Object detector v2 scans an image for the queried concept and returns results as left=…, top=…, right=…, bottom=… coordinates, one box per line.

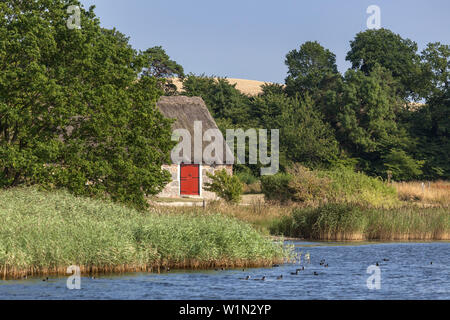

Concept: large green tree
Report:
left=0, top=0, right=174, bottom=209
left=335, top=65, right=421, bottom=178
left=346, top=28, right=422, bottom=99
left=406, top=42, right=449, bottom=179
left=285, top=41, right=341, bottom=99
left=251, top=93, right=340, bottom=169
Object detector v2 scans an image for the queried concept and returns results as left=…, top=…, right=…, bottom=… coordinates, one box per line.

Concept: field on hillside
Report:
left=171, top=78, right=274, bottom=96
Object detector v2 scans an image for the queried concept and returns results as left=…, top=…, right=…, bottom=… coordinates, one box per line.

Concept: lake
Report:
left=0, top=241, right=448, bottom=300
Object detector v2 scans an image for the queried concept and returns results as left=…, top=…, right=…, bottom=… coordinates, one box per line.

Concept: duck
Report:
left=383, top=258, right=389, bottom=262
left=375, top=262, right=380, bottom=266
left=290, top=270, right=299, bottom=275
left=239, top=275, right=251, bottom=280
left=42, top=277, right=49, bottom=282
left=313, top=272, right=319, bottom=276
left=272, top=264, right=280, bottom=268
left=254, top=276, right=266, bottom=281
left=296, top=266, right=305, bottom=271
left=324, top=264, right=329, bottom=268
left=276, top=275, right=283, bottom=280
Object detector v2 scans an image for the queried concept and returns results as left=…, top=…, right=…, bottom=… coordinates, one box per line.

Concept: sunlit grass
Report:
left=393, top=180, right=450, bottom=206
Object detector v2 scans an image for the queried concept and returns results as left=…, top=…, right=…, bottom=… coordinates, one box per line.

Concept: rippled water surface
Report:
left=1, top=241, right=449, bottom=299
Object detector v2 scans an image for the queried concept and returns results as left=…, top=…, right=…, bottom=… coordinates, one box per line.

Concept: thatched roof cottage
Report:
left=157, top=96, right=233, bottom=199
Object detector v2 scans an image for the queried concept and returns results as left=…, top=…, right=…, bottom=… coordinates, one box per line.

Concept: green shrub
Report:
left=288, top=164, right=331, bottom=203
left=204, top=169, right=243, bottom=204
left=235, top=169, right=258, bottom=185
left=318, top=167, right=399, bottom=207
left=260, top=173, right=293, bottom=203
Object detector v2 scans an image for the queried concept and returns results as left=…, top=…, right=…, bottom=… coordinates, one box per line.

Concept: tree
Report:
left=0, top=0, right=174, bottom=209
left=403, top=42, right=449, bottom=180
left=251, top=93, right=340, bottom=168
left=335, top=65, right=421, bottom=178
left=285, top=41, right=341, bottom=99
left=346, top=28, right=422, bottom=99
left=182, top=75, right=255, bottom=129
left=420, top=42, right=449, bottom=98
left=141, top=46, right=184, bottom=95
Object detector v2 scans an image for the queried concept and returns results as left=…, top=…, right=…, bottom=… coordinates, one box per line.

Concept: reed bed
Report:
left=270, top=204, right=450, bottom=241
left=0, top=187, right=288, bottom=279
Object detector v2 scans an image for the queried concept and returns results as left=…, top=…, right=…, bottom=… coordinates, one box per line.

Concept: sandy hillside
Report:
left=171, top=78, right=276, bottom=96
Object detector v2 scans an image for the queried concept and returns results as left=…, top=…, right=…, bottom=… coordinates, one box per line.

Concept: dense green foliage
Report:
left=181, top=30, right=448, bottom=181
left=0, top=0, right=175, bottom=209
left=0, top=187, right=286, bottom=275
left=204, top=169, right=243, bottom=204
left=261, top=165, right=398, bottom=208
left=270, top=203, right=449, bottom=240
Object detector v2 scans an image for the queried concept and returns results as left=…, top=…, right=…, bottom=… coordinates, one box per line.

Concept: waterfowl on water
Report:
left=277, top=275, right=283, bottom=280
left=272, top=264, right=280, bottom=268
left=376, top=262, right=380, bottom=266
left=296, top=267, right=305, bottom=271
left=239, top=275, right=251, bottom=280
left=324, top=264, right=329, bottom=268
left=290, top=270, right=299, bottom=275
left=254, top=276, right=266, bottom=281
left=313, top=272, right=319, bottom=276
left=383, top=258, right=389, bottom=262
left=42, top=277, right=49, bottom=282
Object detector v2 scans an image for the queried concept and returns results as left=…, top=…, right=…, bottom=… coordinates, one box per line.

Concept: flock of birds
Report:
left=233, top=255, right=417, bottom=281
left=35, top=256, right=436, bottom=282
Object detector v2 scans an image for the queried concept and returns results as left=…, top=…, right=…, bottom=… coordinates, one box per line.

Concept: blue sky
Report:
left=79, top=0, right=450, bottom=83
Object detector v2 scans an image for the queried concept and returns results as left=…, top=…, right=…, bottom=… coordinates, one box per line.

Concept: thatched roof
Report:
left=157, top=96, right=233, bottom=165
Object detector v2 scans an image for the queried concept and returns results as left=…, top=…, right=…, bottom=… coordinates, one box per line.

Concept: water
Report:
left=0, top=241, right=449, bottom=300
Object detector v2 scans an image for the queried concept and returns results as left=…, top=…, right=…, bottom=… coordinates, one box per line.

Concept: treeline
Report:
left=0, top=1, right=448, bottom=210
left=176, top=29, right=449, bottom=181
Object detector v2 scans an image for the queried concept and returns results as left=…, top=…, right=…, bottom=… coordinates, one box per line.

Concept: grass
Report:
left=0, top=187, right=288, bottom=279
left=269, top=203, right=450, bottom=241
left=155, top=199, right=291, bottom=235
left=393, top=180, right=450, bottom=206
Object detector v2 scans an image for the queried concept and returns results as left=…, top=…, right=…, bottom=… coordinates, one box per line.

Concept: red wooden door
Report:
left=180, top=164, right=200, bottom=196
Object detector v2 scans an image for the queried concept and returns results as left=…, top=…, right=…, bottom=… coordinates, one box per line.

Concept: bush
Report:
left=288, top=164, right=331, bottom=203
left=260, top=173, right=293, bottom=203
left=318, top=167, right=399, bottom=207
left=261, top=164, right=398, bottom=207
left=204, top=169, right=243, bottom=204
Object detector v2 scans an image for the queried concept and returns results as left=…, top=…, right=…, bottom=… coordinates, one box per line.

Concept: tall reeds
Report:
left=0, top=187, right=288, bottom=279
left=270, top=204, right=450, bottom=241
